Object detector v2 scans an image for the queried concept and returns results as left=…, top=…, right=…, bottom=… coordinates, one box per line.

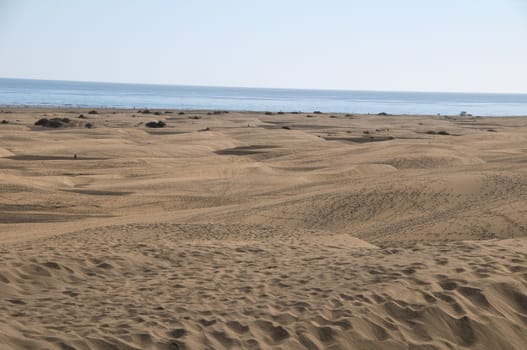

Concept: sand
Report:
left=0, top=108, right=526, bottom=349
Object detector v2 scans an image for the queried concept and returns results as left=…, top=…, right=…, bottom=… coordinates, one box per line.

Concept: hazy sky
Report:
left=1, top=0, right=526, bottom=92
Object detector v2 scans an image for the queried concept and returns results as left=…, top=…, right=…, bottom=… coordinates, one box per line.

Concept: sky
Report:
left=0, top=0, right=526, bottom=93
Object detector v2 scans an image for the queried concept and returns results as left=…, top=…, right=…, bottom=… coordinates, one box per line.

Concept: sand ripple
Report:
left=0, top=224, right=526, bottom=349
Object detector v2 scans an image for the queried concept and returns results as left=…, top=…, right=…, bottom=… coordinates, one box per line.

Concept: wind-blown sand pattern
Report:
left=1, top=109, right=526, bottom=349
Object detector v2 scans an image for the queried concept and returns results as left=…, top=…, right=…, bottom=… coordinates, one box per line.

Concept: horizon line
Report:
left=1, top=75, right=527, bottom=96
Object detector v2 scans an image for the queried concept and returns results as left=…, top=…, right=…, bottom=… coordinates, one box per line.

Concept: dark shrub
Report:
left=78, top=114, right=86, bottom=119
left=282, top=126, right=291, bottom=130
left=265, top=112, right=274, bottom=115
left=313, top=111, right=322, bottom=114
left=426, top=131, right=437, bottom=134
left=141, top=109, right=151, bottom=114
left=164, top=111, right=173, bottom=114
left=377, top=112, right=388, bottom=116
left=305, top=115, right=313, bottom=118
left=35, top=118, right=48, bottom=126
left=145, top=121, right=166, bottom=128
left=363, top=130, right=370, bottom=134
left=85, top=123, right=93, bottom=128
left=487, top=129, right=497, bottom=132
left=188, top=116, right=201, bottom=120
left=207, top=110, right=228, bottom=115
left=178, top=112, right=185, bottom=115
left=1, top=120, right=8, bottom=124
left=35, top=118, right=64, bottom=128
left=291, top=111, right=301, bottom=114
left=277, top=111, right=285, bottom=115
left=437, top=131, right=450, bottom=135
left=154, top=112, right=162, bottom=116
left=88, top=110, right=98, bottom=115
left=61, top=118, right=70, bottom=123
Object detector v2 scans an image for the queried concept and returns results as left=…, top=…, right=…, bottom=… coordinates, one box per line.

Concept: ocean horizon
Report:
left=1, top=77, right=527, bottom=116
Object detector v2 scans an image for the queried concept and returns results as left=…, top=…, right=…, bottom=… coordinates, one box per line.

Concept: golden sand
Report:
left=0, top=108, right=526, bottom=349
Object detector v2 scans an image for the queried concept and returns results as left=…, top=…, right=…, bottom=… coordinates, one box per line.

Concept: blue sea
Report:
left=1, top=78, right=526, bottom=116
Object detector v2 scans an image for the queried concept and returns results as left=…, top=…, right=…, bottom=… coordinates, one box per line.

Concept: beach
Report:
left=1, top=108, right=526, bottom=349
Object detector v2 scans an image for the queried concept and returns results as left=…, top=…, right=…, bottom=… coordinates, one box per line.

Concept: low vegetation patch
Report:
left=207, top=111, right=229, bottom=115
left=145, top=121, right=166, bottom=128
left=34, top=118, right=71, bottom=128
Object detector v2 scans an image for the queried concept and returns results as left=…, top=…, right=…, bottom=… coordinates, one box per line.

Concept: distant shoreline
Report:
left=1, top=106, right=526, bottom=118
left=2, top=78, right=527, bottom=116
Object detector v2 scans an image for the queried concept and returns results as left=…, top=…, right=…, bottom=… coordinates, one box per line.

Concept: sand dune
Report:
left=1, top=108, right=526, bottom=349
left=1, top=224, right=526, bottom=349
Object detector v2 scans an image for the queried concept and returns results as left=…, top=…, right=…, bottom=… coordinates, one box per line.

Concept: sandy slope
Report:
left=0, top=108, right=526, bottom=349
